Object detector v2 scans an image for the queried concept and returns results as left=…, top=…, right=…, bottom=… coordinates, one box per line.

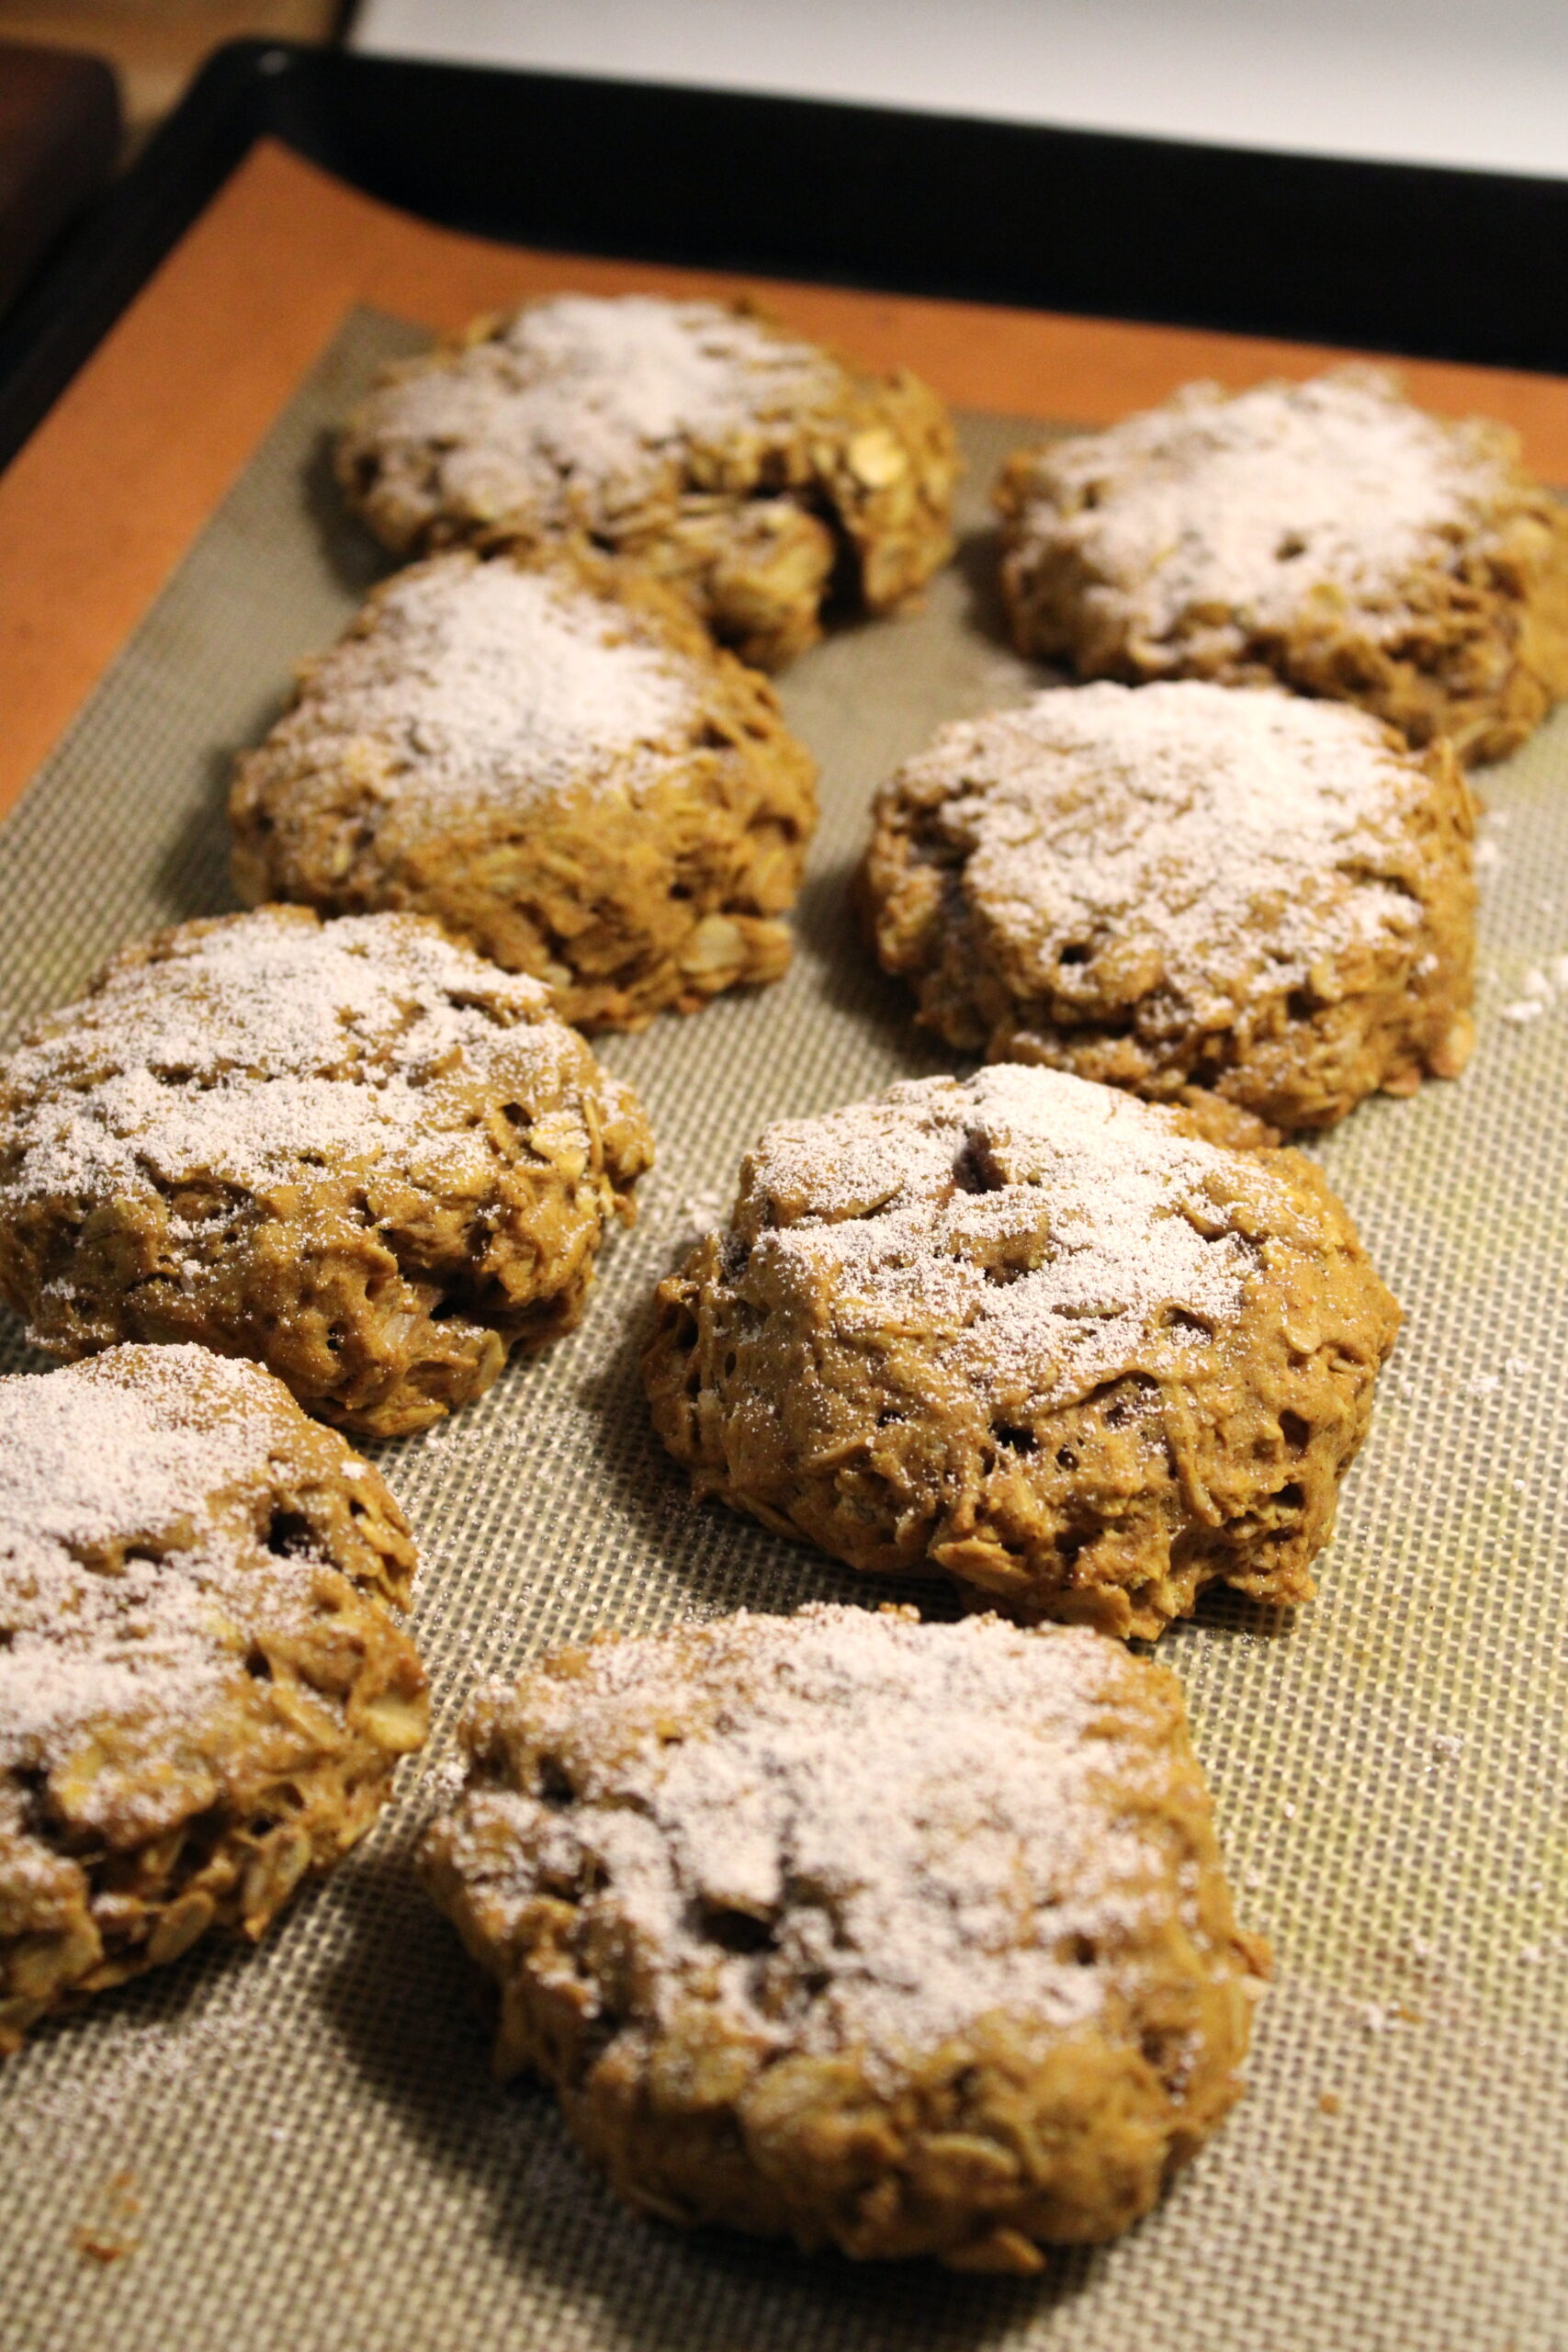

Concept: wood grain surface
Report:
left=3, top=136, right=1565, bottom=818
left=0, top=5, right=337, bottom=140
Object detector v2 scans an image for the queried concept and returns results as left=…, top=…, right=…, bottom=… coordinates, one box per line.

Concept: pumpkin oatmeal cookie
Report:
left=996, top=368, right=1568, bottom=763
left=1, top=1343, right=426, bottom=2053
left=864, top=680, right=1476, bottom=1132
left=336, top=293, right=959, bottom=668
left=0, top=908, right=652, bottom=1436
left=231, top=546, right=818, bottom=1029
left=644, top=1066, right=1398, bottom=1637
left=420, top=1603, right=1269, bottom=2267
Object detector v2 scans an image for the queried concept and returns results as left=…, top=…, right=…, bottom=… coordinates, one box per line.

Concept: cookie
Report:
left=644, top=1066, right=1398, bottom=1637
left=336, top=293, right=959, bottom=668
left=996, top=368, right=1568, bottom=763
left=231, top=546, right=818, bottom=1029
left=864, top=680, right=1476, bottom=1131
left=0, top=907, right=652, bottom=1437
left=421, top=1602, right=1267, bottom=2267
left=1, top=1343, right=426, bottom=2053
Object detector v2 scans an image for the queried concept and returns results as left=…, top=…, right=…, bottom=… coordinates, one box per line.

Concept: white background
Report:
left=354, top=0, right=1568, bottom=182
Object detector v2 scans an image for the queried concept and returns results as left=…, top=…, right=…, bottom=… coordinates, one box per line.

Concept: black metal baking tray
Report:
left=3, top=35, right=1567, bottom=474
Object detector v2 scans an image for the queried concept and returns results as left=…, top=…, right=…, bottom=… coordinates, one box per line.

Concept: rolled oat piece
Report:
left=421, top=1603, right=1269, bottom=2267
left=231, top=546, right=818, bottom=1030
left=0, top=907, right=652, bottom=1436
left=337, top=293, right=959, bottom=669
left=0, top=1343, right=427, bottom=2054
left=864, top=679, right=1476, bottom=1131
left=645, top=1065, right=1398, bottom=1638
left=996, top=368, right=1568, bottom=763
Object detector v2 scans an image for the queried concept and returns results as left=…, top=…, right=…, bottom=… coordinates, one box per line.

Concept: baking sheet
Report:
left=0, top=307, right=1563, bottom=2352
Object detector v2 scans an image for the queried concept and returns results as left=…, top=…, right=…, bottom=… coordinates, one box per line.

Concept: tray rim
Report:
left=5, top=36, right=1568, bottom=475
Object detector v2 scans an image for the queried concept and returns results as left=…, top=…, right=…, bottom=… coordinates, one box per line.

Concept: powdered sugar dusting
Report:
left=1017, top=370, right=1508, bottom=649
left=908, top=681, right=1421, bottom=1001
left=0, top=1349, right=306, bottom=1777
left=451, top=1605, right=1178, bottom=2067
left=1, top=1961, right=274, bottom=2155
left=360, top=295, right=838, bottom=528
left=271, top=558, right=700, bottom=819
left=739, top=1066, right=1269, bottom=1409
left=0, top=907, right=559, bottom=1204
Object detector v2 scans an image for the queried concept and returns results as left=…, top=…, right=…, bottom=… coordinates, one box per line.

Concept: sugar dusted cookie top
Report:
left=338, top=293, right=961, bottom=672
left=0, top=1343, right=425, bottom=2052
left=736, top=1062, right=1268, bottom=1417
left=348, top=295, right=841, bottom=532
left=865, top=680, right=1476, bottom=1129
left=645, top=1063, right=1399, bottom=1637
left=228, top=550, right=819, bottom=1030
left=996, top=368, right=1568, bottom=763
left=0, top=904, right=575, bottom=1204
left=422, top=1600, right=1266, bottom=2263
left=0, top=1344, right=415, bottom=1790
left=241, top=553, right=716, bottom=839
left=438, top=1604, right=1216, bottom=2062
left=0, top=907, right=653, bottom=1435
left=886, top=681, right=1425, bottom=1012
left=1007, top=369, right=1511, bottom=651
left=270, top=555, right=695, bottom=820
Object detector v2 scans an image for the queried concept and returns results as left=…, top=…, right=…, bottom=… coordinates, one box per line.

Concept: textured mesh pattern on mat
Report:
left=0, top=311, right=1562, bottom=2352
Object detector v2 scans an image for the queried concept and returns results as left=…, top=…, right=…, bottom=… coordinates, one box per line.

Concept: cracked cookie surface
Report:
left=644, top=1066, right=1398, bottom=1636
left=231, top=547, right=818, bottom=1030
left=0, top=907, right=652, bottom=1435
left=865, top=680, right=1476, bottom=1131
left=997, top=368, right=1568, bottom=763
left=337, top=294, right=959, bottom=668
left=421, top=1602, right=1269, bottom=2267
left=1, top=1343, right=426, bottom=2053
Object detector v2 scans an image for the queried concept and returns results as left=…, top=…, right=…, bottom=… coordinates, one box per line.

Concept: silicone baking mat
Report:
left=0, top=309, right=1562, bottom=2352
